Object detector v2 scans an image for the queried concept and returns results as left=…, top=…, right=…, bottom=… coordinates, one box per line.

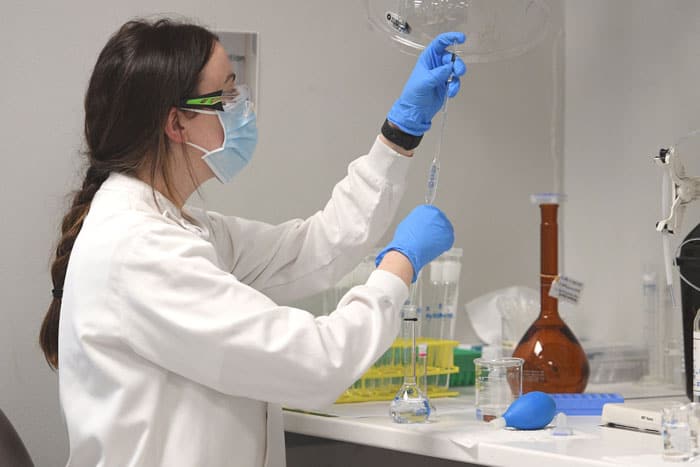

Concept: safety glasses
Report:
left=179, top=84, right=251, bottom=112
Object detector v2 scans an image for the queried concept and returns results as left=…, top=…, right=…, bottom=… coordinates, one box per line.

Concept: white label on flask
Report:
left=549, top=275, right=584, bottom=304
left=694, top=332, right=700, bottom=396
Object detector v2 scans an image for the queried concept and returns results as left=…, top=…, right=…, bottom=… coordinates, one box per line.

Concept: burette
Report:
left=425, top=45, right=457, bottom=205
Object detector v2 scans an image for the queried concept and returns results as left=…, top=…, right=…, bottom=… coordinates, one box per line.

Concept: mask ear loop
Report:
left=186, top=141, right=210, bottom=154
left=675, top=238, right=700, bottom=293
left=178, top=106, right=224, bottom=155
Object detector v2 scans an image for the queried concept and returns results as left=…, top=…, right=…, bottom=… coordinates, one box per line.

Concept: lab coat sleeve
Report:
left=115, top=221, right=408, bottom=409
left=201, top=136, right=411, bottom=303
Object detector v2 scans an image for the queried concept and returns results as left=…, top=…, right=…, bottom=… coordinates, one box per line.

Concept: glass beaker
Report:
left=474, top=357, right=523, bottom=422
left=512, top=195, right=589, bottom=393
left=661, top=403, right=699, bottom=461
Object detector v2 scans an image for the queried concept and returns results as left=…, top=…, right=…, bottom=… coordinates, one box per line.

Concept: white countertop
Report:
left=283, top=383, right=691, bottom=466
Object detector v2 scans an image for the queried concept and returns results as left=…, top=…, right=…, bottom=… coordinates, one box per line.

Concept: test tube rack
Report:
left=335, top=338, right=460, bottom=403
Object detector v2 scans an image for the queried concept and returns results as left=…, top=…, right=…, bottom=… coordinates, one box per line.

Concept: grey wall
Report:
left=0, top=1, right=562, bottom=465
left=563, top=0, right=700, bottom=345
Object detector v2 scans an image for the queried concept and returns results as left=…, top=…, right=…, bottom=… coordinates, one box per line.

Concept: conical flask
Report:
left=512, top=194, right=589, bottom=393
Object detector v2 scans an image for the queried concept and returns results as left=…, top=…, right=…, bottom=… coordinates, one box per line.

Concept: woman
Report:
left=40, top=18, right=465, bottom=467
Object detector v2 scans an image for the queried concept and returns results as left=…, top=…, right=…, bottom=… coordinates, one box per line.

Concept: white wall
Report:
left=0, top=1, right=561, bottom=465
left=563, top=0, right=700, bottom=344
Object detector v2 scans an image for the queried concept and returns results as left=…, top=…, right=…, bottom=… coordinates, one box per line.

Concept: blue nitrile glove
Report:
left=387, top=32, right=467, bottom=136
left=376, top=205, right=455, bottom=283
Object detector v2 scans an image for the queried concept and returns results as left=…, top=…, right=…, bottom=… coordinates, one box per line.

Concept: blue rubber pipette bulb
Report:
left=501, top=391, right=556, bottom=430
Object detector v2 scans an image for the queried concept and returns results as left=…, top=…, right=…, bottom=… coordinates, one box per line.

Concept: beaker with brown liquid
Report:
left=512, top=196, right=589, bottom=393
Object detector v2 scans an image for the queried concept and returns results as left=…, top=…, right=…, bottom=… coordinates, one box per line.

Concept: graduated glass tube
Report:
left=427, top=258, right=443, bottom=340
left=390, top=307, right=431, bottom=423
left=424, top=100, right=447, bottom=204
left=425, top=43, right=456, bottom=205
left=425, top=249, right=462, bottom=342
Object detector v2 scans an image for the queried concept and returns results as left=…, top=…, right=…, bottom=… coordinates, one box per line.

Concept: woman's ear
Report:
left=164, top=107, right=187, bottom=144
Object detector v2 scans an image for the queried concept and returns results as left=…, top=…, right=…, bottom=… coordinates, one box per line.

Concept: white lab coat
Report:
left=58, top=137, right=411, bottom=467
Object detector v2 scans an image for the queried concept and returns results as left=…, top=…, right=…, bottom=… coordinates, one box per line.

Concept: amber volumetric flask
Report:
left=512, top=195, right=589, bottom=393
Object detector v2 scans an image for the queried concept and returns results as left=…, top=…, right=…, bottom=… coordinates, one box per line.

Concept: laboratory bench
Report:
left=283, top=382, right=689, bottom=467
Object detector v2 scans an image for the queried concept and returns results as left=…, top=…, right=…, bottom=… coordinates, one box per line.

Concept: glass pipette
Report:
left=425, top=45, right=457, bottom=205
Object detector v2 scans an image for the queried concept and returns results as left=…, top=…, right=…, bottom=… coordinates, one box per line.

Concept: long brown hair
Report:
left=40, top=19, right=218, bottom=369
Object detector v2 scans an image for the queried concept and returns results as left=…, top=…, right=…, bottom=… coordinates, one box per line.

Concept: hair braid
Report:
left=40, top=166, right=109, bottom=369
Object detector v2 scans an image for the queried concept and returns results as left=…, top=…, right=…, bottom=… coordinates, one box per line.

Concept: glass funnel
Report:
left=512, top=194, right=590, bottom=393
left=364, top=0, right=550, bottom=63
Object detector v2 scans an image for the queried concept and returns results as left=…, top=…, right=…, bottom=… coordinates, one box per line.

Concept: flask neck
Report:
left=539, top=204, right=560, bottom=321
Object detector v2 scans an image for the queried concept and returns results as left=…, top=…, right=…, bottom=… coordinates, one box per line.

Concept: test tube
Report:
left=418, top=343, right=437, bottom=419
left=423, top=306, right=432, bottom=340
left=663, top=284, right=685, bottom=388
left=418, top=343, right=429, bottom=396
left=437, top=300, right=447, bottom=341
left=441, top=249, right=462, bottom=342
left=642, top=271, right=661, bottom=381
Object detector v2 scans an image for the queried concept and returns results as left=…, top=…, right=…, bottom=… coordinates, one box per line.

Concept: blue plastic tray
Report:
left=550, top=393, right=624, bottom=416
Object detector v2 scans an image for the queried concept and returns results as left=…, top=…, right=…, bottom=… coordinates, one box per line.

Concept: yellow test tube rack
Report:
left=335, top=338, right=460, bottom=403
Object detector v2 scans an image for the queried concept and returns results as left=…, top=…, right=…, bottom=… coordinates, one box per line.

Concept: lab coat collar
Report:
left=101, top=172, right=208, bottom=238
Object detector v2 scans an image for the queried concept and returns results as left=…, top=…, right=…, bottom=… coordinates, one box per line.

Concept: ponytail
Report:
left=40, top=167, right=108, bottom=369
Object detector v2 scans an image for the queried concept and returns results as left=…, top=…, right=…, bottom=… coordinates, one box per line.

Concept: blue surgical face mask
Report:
left=186, top=99, right=258, bottom=184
